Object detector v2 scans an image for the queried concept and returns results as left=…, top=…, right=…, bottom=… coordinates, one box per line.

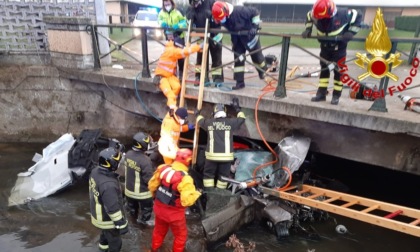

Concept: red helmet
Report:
left=175, top=148, right=192, bottom=166
left=212, top=1, right=229, bottom=23
left=312, top=0, right=337, bottom=19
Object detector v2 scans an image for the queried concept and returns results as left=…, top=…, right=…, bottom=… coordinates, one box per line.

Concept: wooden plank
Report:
left=341, top=200, right=358, bottom=208
left=409, top=219, right=420, bottom=226
left=361, top=204, right=380, bottom=213
left=324, top=196, right=340, bottom=203
left=307, top=193, right=324, bottom=199
left=294, top=188, right=310, bottom=195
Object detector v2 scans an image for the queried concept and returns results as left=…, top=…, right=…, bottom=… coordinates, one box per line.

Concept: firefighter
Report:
left=155, top=40, right=203, bottom=110
left=211, top=1, right=267, bottom=90
left=186, top=0, right=224, bottom=86
left=89, top=147, right=128, bottom=252
left=148, top=148, right=201, bottom=252
left=159, top=0, right=188, bottom=82
left=302, top=0, right=362, bottom=105
left=124, top=132, right=155, bottom=226
left=197, top=98, right=245, bottom=189
left=158, top=107, right=195, bottom=164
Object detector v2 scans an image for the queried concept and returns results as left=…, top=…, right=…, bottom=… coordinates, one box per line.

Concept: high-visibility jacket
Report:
left=158, top=8, right=187, bottom=38
left=159, top=112, right=189, bottom=145
left=305, top=8, right=362, bottom=48
left=89, top=167, right=128, bottom=230
left=155, top=41, right=201, bottom=78
left=197, top=111, right=246, bottom=161
left=124, top=149, right=154, bottom=200
left=148, top=161, right=201, bottom=209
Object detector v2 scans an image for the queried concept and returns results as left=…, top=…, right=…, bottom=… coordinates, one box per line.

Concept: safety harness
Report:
left=156, top=165, right=186, bottom=206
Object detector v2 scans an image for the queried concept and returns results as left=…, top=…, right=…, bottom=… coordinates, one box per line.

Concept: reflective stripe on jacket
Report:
left=124, top=150, right=154, bottom=200
left=155, top=41, right=201, bottom=77
left=89, top=167, right=127, bottom=230
left=197, top=111, right=246, bottom=161
left=148, top=161, right=201, bottom=208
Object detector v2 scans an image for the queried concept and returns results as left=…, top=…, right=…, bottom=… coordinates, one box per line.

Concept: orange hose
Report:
left=252, top=89, right=292, bottom=190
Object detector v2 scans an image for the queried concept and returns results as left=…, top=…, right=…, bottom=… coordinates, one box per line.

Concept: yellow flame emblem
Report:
left=354, top=8, right=402, bottom=81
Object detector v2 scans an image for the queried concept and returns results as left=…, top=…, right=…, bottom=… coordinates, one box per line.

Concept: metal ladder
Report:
left=178, top=19, right=210, bottom=165
left=259, top=184, right=420, bottom=237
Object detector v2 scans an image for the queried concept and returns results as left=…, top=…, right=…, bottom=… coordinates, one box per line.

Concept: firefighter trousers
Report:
left=203, top=160, right=231, bottom=189
left=99, top=229, right=122, bottom=252
left=152, top=215, right=187, bottom=252
left=232, top=35, right=266, bottom=84
left=195, top=40, right=224, bottom=82
left=319, top=44, right=347, bottom=94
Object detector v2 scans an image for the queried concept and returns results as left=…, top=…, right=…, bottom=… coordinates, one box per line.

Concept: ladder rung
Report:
left=184, top=94, right=198, bottom=100
left=179, top=137, right=193, bottom=143
left=293, top=188, right=310, bottom=196
left=324, top=196, right=340, bottom=203
left=361, top=204, right=380, bottom=213
left=341, top=200, right=358, bottom=208
left=409, top=219, right=420, bottom=226
left=384, top=210, right=403, bottom=219
left=308, top=193, right=324, bottom=199
left=190, top=32, right=206, bottom=37
left=187, top=109, right=195, bottom=114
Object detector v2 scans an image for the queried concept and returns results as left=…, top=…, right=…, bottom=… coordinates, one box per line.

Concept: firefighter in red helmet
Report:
left=211, top=1, right=267, bottom=90
left=302, top=0, right=362, bottom=105
left=148, top=148, right=201, bottom=252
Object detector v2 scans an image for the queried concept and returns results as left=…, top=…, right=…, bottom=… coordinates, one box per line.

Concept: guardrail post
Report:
left=91, top=25, right=101, bottom=69
left=408, top=23, right=420, bottom=64
left=141, top=27, right=151, bottom=78
left=274, top=36, right=290, bottom=98
left=369, top=41, right=398, bottom=112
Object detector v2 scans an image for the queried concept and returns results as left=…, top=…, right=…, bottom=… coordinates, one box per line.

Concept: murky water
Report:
left=1, top=143, right=419, bottom=252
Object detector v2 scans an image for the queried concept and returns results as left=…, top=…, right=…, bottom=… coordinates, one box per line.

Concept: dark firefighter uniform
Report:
left=89, top=149, right=128, bottom=252
left=212, top=1, right=267, bottom=90
left=197, top=105, right=246, bottom=189
left=148, top=149, right=201, bottom=252
left=124, top=149, right=154, bottom=223
left=303, top=0, right=361, bottom=104
left=186, top=0, right=224, bottom=85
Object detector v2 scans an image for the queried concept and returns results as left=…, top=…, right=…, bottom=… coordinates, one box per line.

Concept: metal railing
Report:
left=89, top=23, right=420, bottom=112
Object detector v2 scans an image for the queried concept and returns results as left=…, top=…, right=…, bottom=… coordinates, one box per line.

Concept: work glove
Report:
left=302, top=29, right=311, bottom=38
left=161, top=22, right=168, bottom=28
left=115, top=219, right=129, bottom=235
left=186, top=10, right=194, bottom=21
left=194, top=108, right=201, bottom=117
left=231, top=97, right=241, bottom=114
left=248, top=27, right=258, bottom=39
left=188, top=123, right=195, bottom=130
left=205, top=9, right=212, bottom=19
left=342, top=31, right=354, bottom=42
left=172, top=23, right=179, bottom=31
left=212, top=33, right=223, bottom=43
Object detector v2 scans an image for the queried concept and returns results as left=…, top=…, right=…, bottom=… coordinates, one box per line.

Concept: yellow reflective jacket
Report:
left=148, top=161, right=201, bottom=207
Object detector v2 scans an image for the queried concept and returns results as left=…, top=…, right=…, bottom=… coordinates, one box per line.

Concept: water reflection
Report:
left=1, top=143, right=419, bottom=252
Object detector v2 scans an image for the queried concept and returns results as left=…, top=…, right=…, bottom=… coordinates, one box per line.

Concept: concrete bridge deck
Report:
left=57, top=44, right=420, bottom=176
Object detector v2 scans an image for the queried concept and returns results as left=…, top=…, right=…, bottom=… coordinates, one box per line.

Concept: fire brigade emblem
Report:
left=355, top=8, right=402, bottom=81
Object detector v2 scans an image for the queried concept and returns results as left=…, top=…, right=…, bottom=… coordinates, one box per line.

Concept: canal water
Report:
left=1, top=143, right=419, bottom=252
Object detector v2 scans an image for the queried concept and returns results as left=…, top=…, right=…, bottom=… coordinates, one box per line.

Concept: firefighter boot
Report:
left=258, top=65, right=268, bottom=80
left=311, top=87, right=327, bottom=102
left=331, top=90, right=341, bottom=105
left=232, top=82, right=245, bottom=90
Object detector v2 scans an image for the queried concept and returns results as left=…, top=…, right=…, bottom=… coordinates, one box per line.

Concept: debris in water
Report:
left=225, top=234, right=255, bottom=252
